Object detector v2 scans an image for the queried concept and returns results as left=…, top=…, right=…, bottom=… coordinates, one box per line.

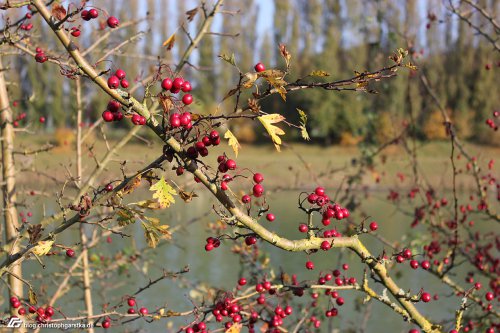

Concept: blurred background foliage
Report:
left=4, top=0, right=499, bottom=145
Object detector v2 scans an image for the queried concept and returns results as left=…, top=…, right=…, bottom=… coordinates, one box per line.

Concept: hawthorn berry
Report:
left=182, top=94, right=193, bottom=105
left=320, top=240, right=331, bottom=251
left=105, top=184, right=113, bottom=192
left=238, top=277, right=247, bottom=286
left=298, top=224, right=308, bottom=233
left=71, top=28, right=81, bottom=37
left=369, top=221, right=378, bottom=231
left=254, top=62, right=265, bottom=72
left=102, top=320, right=111, bottom=329
left=139, top=307, right=148, bottom=315
left=179, top=112, right=191, bottom=127
left=253, top=173, right=264, bottom=183
left=315, top=187, right=325, bottom=196
left=115, top=69, right=126, bottom=80
left=127, top=308, right=135, bottom=314
left=120, top=79, right=129, bottom=88
left=245, top=236, right=257, bottom=246
left=161, top=78, right=173, bottom=90
left=18, top=308, right=26, bottom=315
left=88, top=9, right=98, bottom=19
left=102, top=111, right=114, bottom=122
left=107, top=16, right=119, bottom=28
left=266, top=213, right=275, bottom=221
left=181, top=81, right=192, bottom=92
left=39, top=116, right=46, bottom=123
left=410, top=260, right=419, bottom=269
left=226, top=159, right=237, bottom=170
left=305, top=261, right=314, bottom=270
left=253, top=184, right=264, bottom=197
left=66, top=249, right=75, bottom=257
left=421, top=292, right=431, bottom=302
left=45, top=307, right=54, bottom=317
left=169, top=113, right=181, bottom=128
left=107, top=76, right=120, bottom=89
left=485, top=292, right=494, bottom=301
left=172, top=78, right=184, bottom=90
left=421, top=260, right=430, bottom=270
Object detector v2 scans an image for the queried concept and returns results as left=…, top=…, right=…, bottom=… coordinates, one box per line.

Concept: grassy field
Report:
left=13, top=130, right=500, bottom=192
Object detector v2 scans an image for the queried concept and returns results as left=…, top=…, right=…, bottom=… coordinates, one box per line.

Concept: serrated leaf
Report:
left=297, top=109, right=310, bottom=141
left=179, top=190, right=198, bottom=203
left=162, top=33, right=175, bottom=50
left=310, top=70, right=330, bottom=77
left=224, top=130, right=241, bottom=157
left=218, top=53, right=236, bottom=66
left=241, top=72, right=258, bottom=89
left=143, top=224, right=159, bottom=248
left=29, top=288, right=37, bottom=305
left=32, top=240, right=54, bottom=256
left=258, top=114, right=286, bottom=152
left=116, top=209, right=136, bottom=226
left=258, top=70, right=287, bottom=101
left=149, top=176, right=177, bottom=208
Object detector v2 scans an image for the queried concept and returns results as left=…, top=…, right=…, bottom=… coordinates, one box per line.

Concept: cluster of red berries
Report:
left=125, top=298, right=148, bottom=316
left=81, top=8, right=99, bottom=21
left=184, top=130, right=220, bottom=161
left=184, top=321, right=207, bottom=333
left=107, top=68, right=129, bottom=90
left=395, top=248, right=413, bottom=263
left=12, top=112, right=27, bottom=127
left=11, top=298, right=56, bottom=323
left=162, top=77, right=193, bottom=105
left=307, top=187, right=350, bottom=225
left=204, top=237, right=221, bottom=251
left=20, top=11, right=33, bottom=30
left=102, top=99, right=123, bottom=122
left=237, top=172, right=266, bottom=204
left=486, top=111, right=499, bottom=131
left=35, top=47, right=48, bottom=63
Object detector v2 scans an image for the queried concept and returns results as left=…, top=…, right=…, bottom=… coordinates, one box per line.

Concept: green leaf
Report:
left=116, top=208, right=135, bottom=226
left=297, top=108, right=310, bottom=141
left=310, top=70, right=330, bottom=77
left=149, top=176, right=177, bottom=208
left=218, top=53, right=236, bottom=66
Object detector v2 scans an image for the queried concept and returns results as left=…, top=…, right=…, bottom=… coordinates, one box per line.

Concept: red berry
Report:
left=139, top=307, right=148, bottom=315
left=315, top=187, right=325, bottom=196
left=298, top=224, right=308, bottom=233
left=81, top=10, right=90, bottom=20
left=18, top=308, right=26, bottom=315
left=253, top=173, right=264, bottom=183
left=421, top=292, right=431, bottom=302
left=182, top=94, right=193, bottom=105
left=66, top=249, right=75, bottom=257
left=112, top=112, right=123, bottom=121
left=245, top=236, right=257, bottom=246
left=105, top=184, right=113, bottom=192
left=421, top=260, right=430, bottom=270
left=336, top=297, right=344, bottom=306
left=120, top=79, right=129, bottom=88
left=127, top=298, right=136, bottom=307
left=205, top=243, right=214, bottom=251
left=179, top=112, right=191, bottom=127
left=107, top=100, right=121, bottom=112
left=88, top=9, right=98, bottom=19
left=320, top=240, right=331, bottom=251
left=242, top=195, right=251, bottom=203
left=253, top=184, right=264, bottom=197
left=45, top=306, right=54, bottom=317
left=39, top=116, right=46, bottom=123
left=254, top=63, right=265, bottom=72
left=238, top=277, right=247, bottom=286
left=169, top=114, right=181, bottom=128
left=71, top=28, right=81, bottom=37
left=161, top=78, right=173, bottom=90
left=485, top=292, right=494, bottom=301
left=102, top=320, right=111, bottom=329
left=226, top=159, right=236, bottom=170
left=410, top=260, right=419, bottom=269
left=115, top=69, right=126, bottom=80
left=12, top=300, right=21, bottom=309
left=369, top=221, right=378, bottom=231
left=172, top=78, right=184, bottom=90
left=306, top=261, right=314, bottom=270
left=266, top=213, right=275, bottom=222
left=102, top=111, right=114, bottom=122
left=107, top=16, right=119, bottom=28
left=181, top=81, right=192, bottom=92
left=402, top=248, right=412, bottom=259
left=107, top=76, right=120, bottom=89
left=127, top=308, right=136, bottom=314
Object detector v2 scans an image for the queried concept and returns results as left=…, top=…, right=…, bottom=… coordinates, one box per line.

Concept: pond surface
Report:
left=20, top=188, right=495, bottom=333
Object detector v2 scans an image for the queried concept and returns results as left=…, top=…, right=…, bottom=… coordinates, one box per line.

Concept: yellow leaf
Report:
left=32, top=240, right=54, bottom=256
left=226, top=323, right=242, bottom=333
left=162, top=33, right=176, bottom=50
left=258, top=114, right=286, bottom=152
left=224, top=130, right=241, bottom=157
left=135, top=200, right=163, bottom=209
left=149, top=176, right=177, bottom=208
left=241, top=72, right=258, bottom=89
left=310, top=70, right=330, bottom=77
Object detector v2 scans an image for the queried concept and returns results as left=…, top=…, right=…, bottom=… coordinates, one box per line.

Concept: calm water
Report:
left=19, top=189, right=495, bottom=333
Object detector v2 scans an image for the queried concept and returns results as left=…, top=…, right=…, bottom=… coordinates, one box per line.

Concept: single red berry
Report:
left=209, top=130, right=219, bottom=141
left=120, top=79, right=129, bottom=89
left=205, top=243, right=214, bottom=251
left=102, top=320, right=111, bottom=329
left=39, top=116, right=46, bottom=123
left=176, top=166, right=184, bottom=176
left=161, top=78, right=173, bottom=90
left=107, top=16, right=119, bottom=28
left=307, top=193, right=318, bottom=204
left=298, top=224, right=308, bottom=233
left=12, top=300, right=21, bottom=309
left=169, top=113, right=181, bottom=128
left=26, top=13, right=32, bottom=19
left=253, top=184, right=264, bottom=197
left=369, top=221, right=378, bottom=231
left=254, top=62, right=265, bottom=72
left=88, top=8, right=98, bottom=19
left=266, top=213, right=275, bottom=222
left=410, top=260, right=419, bottom=269
left=107, top=100, right=121, bottom=112
left=35, top=53, right=48, bottom=63
left=409, top=330, right=419, bottom=333
left=181, top=81, right=192, bottom=93
left=242, top=195, right=251, bottom=203
left=127, top=308, right=135, bottom=314
left=45, top=307, right=54, bottom=317
left=105, top=184, right=113, bottom=192
left=179, top=112, right=191, bottom=127
left=238, top=277, right=247, bottom=286
left=115, top=69, right=126, bottom=80
left=107, top=75, right=120, bottom=89
left=253, top=173, right=264, bottom=183
left=29, top=306, right=36, bottom=314
left=421, top=260, right=430, bottom=270
left=113, top=112, right=123, bottom=121
left=226, top=159, right=237, bottom=170
left=18, top=308, right=26, bottom=315
left=320, top=240, right=331, bottom=251
left=182, top=94, right=193, bottom=105
left=102, top=110, right=114, bottom=122
left=139, top=307, right=148, bottom=315
left=81, top=10, right=90, bottom=20
left=306, top=261, right=314, bottom=270
left=172, top=78, right=184, bottom=90
left=245, top=236, right=257, bottom=246
left=66, top=249, right=75, bottom=257
left=71, top=28, right=81, bottom=37
left=485, top=292, right=494, bottom=301
left=421, top=292, right=431, bottom=303
left=403, top=248, right=412, bottom=259
left=336, top=297, right=344, bottom=306
left=315, top=187, right=325, bottom=196
left=221, top=181, right=228, bottom=191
